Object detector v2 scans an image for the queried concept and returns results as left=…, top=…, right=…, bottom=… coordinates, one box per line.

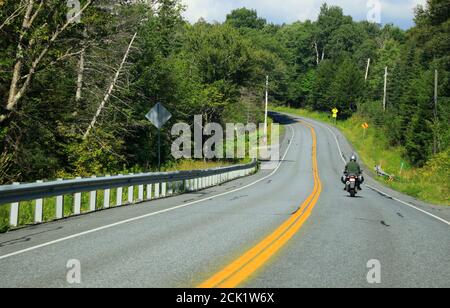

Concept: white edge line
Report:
left=364, top=184, right=450, bottom=226
left=299, top=116, right=450, bottom=227
left=0, top=126, right=296, bottom=260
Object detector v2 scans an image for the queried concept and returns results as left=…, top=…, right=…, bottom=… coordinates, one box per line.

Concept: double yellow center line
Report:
left=198, top=122, right=322, bottom=288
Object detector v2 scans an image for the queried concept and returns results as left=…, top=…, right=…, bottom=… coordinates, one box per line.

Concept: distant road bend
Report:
left=0, top=112, right=449, bottom=288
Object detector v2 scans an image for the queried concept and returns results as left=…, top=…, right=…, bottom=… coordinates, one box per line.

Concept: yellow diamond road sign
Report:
left=332, top=108, right=338, bottom=118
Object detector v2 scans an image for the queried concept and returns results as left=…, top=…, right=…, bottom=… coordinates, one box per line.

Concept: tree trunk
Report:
left=314, top=41, right=320, bottom=66
left=6, top=0, right=35, bottom=111
left=76, top=47, right=86, bottom=103
left=83, top=32, right=137, bottom=140
left=1, top=0, right=92, bottom=122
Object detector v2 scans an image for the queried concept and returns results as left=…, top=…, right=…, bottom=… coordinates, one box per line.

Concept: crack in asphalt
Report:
left=381, top=221, right=391, bottom=227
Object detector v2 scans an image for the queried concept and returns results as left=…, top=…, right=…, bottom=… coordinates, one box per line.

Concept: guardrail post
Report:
left=117, top=175, right=123, bottom=206
left=9, top=182, right=20, bottom=227
left=127, top=173, right=134, bottom=204
left=117, top=188, right=123, bottom=206
left=34, top=180, right=44, bottom=223
left=128, top=187, right=134, bottom=204
left=155, top=183, right=160, bottom=198
left=161, top=182, right=167, bottom=197
left=56, top=179, right=64, bottom=219
left=138, top=183, right=144, bottom=202
left=168, top=182, right=173, bottom=196
left=146, top=184, right=152, bottom=200
left=90, top=176, right=97, bottom=212
left=74, top=177, right=82, bottom=215
left=104, top=175, right=111, bottom=209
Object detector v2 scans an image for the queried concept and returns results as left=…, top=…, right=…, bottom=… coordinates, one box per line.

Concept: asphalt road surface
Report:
left=0, top=113, right=449, bottom=288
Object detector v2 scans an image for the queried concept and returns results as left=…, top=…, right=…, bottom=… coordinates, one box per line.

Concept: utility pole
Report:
left=433, top=69, right=439, bottom=155
left=264, top=75, right=269, bottom=137
left=365, top=58, right=371, bottom=82
left=434, top=69, right=438, bottom=120
left=383, top=66, right=388, bottom=111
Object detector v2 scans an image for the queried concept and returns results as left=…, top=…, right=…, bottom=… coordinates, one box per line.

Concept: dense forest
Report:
left=0, top=0, right=449, bottom=184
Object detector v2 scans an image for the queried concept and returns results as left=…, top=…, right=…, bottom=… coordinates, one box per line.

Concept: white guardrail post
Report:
left=10, top=182, right=20, bottom=227
left=161, top=182, right=167, bottom=197
left=34, top=180, right=44, bottom=223
left=90, top=176, right=97, bottom=212
left=155, top=183, right=160, bottom=199
left=147, top=184, right=152, bottom=200
left=74, top=177, right=82, bottom=215
left=138, top=182, right=144, bottom=202
left=104, top=175, right=111, bottom=209
left=117, top=175, right=123, bottom=206
left=127, top=173, right=134, bottom=204
left=56, top=179, right=64, bottom=219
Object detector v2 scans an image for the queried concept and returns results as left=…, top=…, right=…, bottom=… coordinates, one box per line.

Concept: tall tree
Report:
left=226, top=8, right=266, bottom=30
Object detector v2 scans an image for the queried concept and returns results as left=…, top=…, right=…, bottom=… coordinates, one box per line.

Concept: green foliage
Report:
left=226, top=8, right=266, bottom=30
left=0, top=0, right=448, bottom=190
left=328, top=58, right=365, bottom=117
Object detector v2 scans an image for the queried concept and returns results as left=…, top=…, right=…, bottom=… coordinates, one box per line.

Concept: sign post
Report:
left=361, top=122, right=369, bottom=140
left=332, top=108, right=339, bottom=125
left=146, top=102, right=172, bottom=171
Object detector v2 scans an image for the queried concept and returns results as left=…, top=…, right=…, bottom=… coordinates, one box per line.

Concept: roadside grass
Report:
left=272, top=106, right=449, bottom=206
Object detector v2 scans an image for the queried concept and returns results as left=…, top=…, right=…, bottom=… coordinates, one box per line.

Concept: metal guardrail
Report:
left=0, top=160, right=258, bottom=228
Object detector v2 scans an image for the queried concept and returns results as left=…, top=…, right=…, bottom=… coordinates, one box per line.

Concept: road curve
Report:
left=0, top=113, right=449, bottom=288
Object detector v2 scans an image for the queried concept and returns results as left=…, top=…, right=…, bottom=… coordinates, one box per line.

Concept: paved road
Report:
left=0, top=113, right=448, bottom=288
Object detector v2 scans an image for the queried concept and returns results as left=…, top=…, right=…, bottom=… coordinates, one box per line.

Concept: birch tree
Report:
left=1, top=0, right=92, bottom=122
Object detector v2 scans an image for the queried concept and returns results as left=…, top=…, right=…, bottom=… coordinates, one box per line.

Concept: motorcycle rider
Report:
left=342, top=154, right=363, bottom=190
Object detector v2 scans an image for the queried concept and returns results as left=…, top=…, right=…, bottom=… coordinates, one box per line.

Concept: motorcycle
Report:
left=345, top=175, right=358, bottom=198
